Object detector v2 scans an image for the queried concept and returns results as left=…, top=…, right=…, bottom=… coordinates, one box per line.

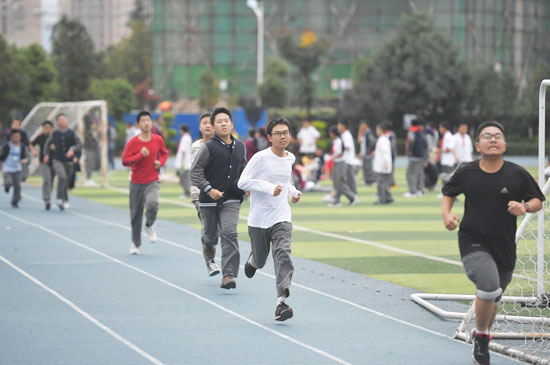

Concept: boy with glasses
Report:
left=441, top=121, right=544, bottom=365
left=238, top=118, right=301, bottom=321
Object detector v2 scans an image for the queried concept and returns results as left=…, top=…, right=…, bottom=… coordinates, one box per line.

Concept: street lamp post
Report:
left=246, top=0, right=264, bottom=85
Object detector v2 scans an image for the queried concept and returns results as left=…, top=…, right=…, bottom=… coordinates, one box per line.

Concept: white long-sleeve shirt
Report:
left=175, top=132, right=192, bottom=169
left=373, top=135, right=392, bottom=174
left=238, top=148, right=300, bottom=229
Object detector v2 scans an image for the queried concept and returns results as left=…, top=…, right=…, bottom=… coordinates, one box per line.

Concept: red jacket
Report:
left=122, top=134, right=168, bottom=184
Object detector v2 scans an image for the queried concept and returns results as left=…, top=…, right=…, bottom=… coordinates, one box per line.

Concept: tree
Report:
left=89, top=78, right=136, bottom=120
left=198, top=70, right=220, bottom=109
left=259, top=56, right=289, bottom=109
left=130, top=0, right=149, bottom=21
left=277, top=31, right=327, bottom=117
left=0, top=36, right=27, bottom=120
left=51, top=16, right=96, bottom=101
left=517, top=61, right=550, bottom=137
left=348, top=13, right=468, bottom=130
left=15, top=44, right=56, bottom=110
left=104, top=20, right=152, bottom=87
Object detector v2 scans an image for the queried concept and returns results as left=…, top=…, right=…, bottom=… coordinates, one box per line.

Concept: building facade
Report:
left=152, top=0, right=550, bottom=100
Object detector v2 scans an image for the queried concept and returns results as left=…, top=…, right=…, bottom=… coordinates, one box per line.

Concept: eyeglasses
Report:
left=272, top=130, right=290, bottom=137
left=480, top=133, right=504, bottom=140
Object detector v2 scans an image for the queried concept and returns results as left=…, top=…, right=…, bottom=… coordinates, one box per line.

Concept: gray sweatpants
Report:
left=40, top=162, right=53, bottom=203
left=346, top=163, right=357, bottom=195
left=248, top=222, right=294, bottom=298
left=130, top=181, right=160, bottom=247
left=52, top=160, right=73, bottom=201
left=177, top=169, right=191, bottom=196
left=201, top=201, right=241, bottom=277
left=3, top=171, right=22, bottom=204
left=406, top=159, right=425, bottom=194
left=362, top=156, right=376, bottom=184
left=332, top=161, right=355, bottom=203
left=376, top=173, right=393, bottom=203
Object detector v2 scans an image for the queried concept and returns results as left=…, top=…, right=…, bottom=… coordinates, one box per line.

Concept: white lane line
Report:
left=104, top=185, right=465, bottom=267
left=0, top=254, right=164, bottom=365
left=0, top=209, right=351, bottom=365
left=67, top=209, right=465, bottom=343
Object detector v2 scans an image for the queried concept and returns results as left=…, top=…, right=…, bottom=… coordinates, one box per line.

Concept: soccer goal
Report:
left=21, top=100, right=109, bottom=187
left=411, top=79, right=550, bottom=365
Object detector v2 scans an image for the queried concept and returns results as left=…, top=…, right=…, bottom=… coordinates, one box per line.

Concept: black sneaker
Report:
left=244, top=253, right=257, bottom=278
left=45, top=202, right=51, bottom=211
left=11, top=202, right=18, bottom=208
left=4, top=185, right=9, bottom=193
left=472, top=330, right=491, bottom=365
left=275, top=302, right=293, bottom=321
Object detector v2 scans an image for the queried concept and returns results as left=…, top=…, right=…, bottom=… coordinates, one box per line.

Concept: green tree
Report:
left=0, top=36, right=27, bottom=120
left=198, top=70, right=220, bottom=109
left=104, top=20, right=152, bottom=87
left=51, top=16, right=96, bottom=100
left=517, top=61, right=550, bottom=138
left=277, top=31, right=327, bottom=118
left=349, top=13, right=468, bottom=130
left=89, top=78, right=136, bottom=120
left=259, top=56, right=289, bottom=109
left=15, top=44, right=56, bottom=109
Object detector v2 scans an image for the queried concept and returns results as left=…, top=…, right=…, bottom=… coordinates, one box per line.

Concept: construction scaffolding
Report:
left=152, top=0, right=550, bottom=101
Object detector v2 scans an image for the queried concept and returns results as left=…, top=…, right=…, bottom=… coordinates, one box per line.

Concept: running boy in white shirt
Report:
left=238, top=118, right=302, bottom=321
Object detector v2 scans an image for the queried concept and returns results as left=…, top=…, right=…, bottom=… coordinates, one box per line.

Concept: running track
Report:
left=0, top=188, right=521, bottom=364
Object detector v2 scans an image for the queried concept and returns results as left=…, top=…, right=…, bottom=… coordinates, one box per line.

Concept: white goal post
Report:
left=411, top=80, right=550, bottom=365
left=21, top=100, right=109, bottom=187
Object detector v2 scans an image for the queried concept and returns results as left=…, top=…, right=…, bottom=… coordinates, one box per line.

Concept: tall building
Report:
left=62, top=0, right=152, bottom=51
left=152, top=0, right=550, bottom=100
left=0, top=0, right=51, bottom=50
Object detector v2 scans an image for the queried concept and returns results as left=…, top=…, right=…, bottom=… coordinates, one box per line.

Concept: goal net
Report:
left=412, top=80, right=550, bottom=365
left=21, top=101, right=109, bottom=187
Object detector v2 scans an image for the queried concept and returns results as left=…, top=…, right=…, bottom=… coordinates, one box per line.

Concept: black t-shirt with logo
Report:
left=442, top=160, right=544, bottom=271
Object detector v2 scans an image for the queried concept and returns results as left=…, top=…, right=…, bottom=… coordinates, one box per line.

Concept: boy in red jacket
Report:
left=122, top=111, right=168, bottom=254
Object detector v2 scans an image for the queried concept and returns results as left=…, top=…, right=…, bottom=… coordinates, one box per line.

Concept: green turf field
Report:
left=40, top=165, right=539, bottom=296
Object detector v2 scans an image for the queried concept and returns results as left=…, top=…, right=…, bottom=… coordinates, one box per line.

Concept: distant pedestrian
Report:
left=454, top=123, right=474, bottom=168
left=297, top=120, right=320, bottom=158
left=404, top=119, right=428, bottom=198
left=175, top=124, right=193, bottom=198
left=0, top=130, right=27, bottom=208
left=358, top=121, right=376, bottom=185
left=30, top=120, right=54, bottom=210
left=327, top=126, right=356, bottom=207
left=373, top=123, right=393, bottom=205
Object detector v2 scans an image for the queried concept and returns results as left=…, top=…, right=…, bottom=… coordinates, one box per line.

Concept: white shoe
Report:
left=145, top=225, right=157, bottom=243
left=416, top=191, right=425, bottom=198
left=322, top=194, right=335, bottom=203
left=207, top=260, right=221, bottom=276
left=349, top=195, right=360, bottom=206
left=63, top=201, right=70, bottom=210
left=437, top=193, right=443, bottom=199
left=57, top=199, right=65, bottom=211
left=129, top=244, right=141, bottom=254
left=403, top=192, right=417, bottom=198
left=328, top=202, right=342, bottom=208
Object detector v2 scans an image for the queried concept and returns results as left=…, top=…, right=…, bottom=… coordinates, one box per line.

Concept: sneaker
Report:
left=4, top=185, right=9, bottom=193
left=403, top=192, right=417, bottom=198
left=11, top=202, right=18, bottom=208
left=275, top=302, right=293, bottom=321
left=244, top=253, right=257, bottom=278
left=129, top=244, right=141, bottom=255
left=45, top=202, right=51, bottom=211
left=207, top=260, right=221, bottom=276
left=321, top=194, right=335, bottom=203
left=416, top=191, right=425, bottom=198
left=63, top=201, right=70, bottom=210
left=472, top=330, right=491, bottom=365
left=145, top=225, right=157, bottom=243
left=328, top=202, right=342, bottom=208
left=220, top=275, right=236, bottom=289
left=349, top=195, right=360, bottom=206
left=57, top=199, right=64, bottom=211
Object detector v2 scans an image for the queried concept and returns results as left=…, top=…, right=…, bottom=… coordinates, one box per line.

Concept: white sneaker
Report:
left=349, top=195, right=360, bottom=206
left=437, top=193, right=443, bottom=199
left=416, top=191, right=425, bottom=198
left=145, top=225, right=157, bottom=243
left=322, top=194, right=335, bottom=203
left=129, top=244, right=141, bottom=255
left=403, top=192, right=417, bottom=198
left=328, top=202, right=342, bottom=208
left=57, top=199, right=65, bottom=211
left=207, top=260, right=221, bottom=276
left=63, top=201, right=70, bottom=210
